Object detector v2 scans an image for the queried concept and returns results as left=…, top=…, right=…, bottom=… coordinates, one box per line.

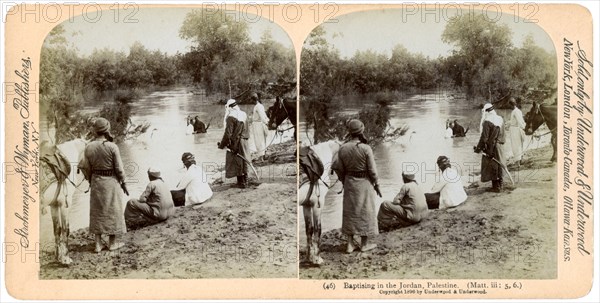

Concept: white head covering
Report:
left=480, top=103, right=503, bottom=132
left=223, top=99, right=237, bottom=128
left=224, top=99, right=247, bottom=123
left=147, top=166, right=161, bottom=179
left=225, top=99, right=237, bottom=107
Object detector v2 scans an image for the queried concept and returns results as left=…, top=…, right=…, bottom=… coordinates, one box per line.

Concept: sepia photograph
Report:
left=299, top=8, right=558, bottom=279
left=1, top=1, right=597, bottom=300
left=38, top=7, right=297, bottom=279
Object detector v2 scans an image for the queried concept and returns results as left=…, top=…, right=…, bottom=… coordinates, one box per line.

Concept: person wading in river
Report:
left=333, top=119, right=382, bottom=253
left=218, top=99, right=251, bottom=188
left=78, top=117, right=128, bottom=252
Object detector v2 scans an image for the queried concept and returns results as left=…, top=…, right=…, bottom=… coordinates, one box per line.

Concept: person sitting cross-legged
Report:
left=377, top=172, right=429, bottom=231
left=125, top=167, right=175, bottom=231
left=425, top=156, right=467, bottom=210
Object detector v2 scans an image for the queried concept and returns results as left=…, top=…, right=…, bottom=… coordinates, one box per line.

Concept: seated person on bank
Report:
left=125, top=167, right=175, bottom=230
left=175, top=152, right=213, bottom=206
left=377, top=172, right=429, bottom=231
left=425, top=156, right=467, bottom=210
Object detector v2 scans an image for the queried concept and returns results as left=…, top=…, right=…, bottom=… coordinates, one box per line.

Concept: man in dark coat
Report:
left=474, top=103, right=506, bottom=192
left=218, top=99, right=250, bottom=188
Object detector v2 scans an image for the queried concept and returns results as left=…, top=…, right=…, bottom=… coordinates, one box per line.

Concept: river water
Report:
left=40, top=86, right=292, bottom=243
left=299, top=93, right=551, bottom=233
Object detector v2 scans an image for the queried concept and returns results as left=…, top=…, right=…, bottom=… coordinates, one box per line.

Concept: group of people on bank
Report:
left=331, top=98, right=527, bottom=253
left=77, top=93, right=270, bottom=252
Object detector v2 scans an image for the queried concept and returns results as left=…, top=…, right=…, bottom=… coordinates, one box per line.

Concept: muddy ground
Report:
left=40, top=142, right=297, bottom=279
left=300, top=145, right=557, bottom=279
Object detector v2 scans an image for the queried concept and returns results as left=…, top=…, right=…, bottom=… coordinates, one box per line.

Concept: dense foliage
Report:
left=300, top=14, right=557, bottom=144
left=40, top=10, right=295, bottom=144
left=179, top=9, right=295, bottom=99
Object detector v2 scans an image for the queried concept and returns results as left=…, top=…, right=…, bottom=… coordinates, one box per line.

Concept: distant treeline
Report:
left=301, top=14, right=556, bottom=103
left=40, top=9, right=295, bottom=143
left=300, top=13, right=557, bottom=144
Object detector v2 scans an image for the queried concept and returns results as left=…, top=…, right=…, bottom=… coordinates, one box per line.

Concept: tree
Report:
left=179, top=9, right=250, bottom=93
left=442, top=13, right=513, bottom=101
left=300, top=25, right=344, bottom=143
left=40, top=25, right=89, bottom=143
left=511, top=35, right=557, bottom=102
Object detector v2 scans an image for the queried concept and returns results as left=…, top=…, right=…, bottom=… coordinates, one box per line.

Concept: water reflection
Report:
left=40, top=87, right=291, bottom=242
left=300, top=93, right=550, bottom=232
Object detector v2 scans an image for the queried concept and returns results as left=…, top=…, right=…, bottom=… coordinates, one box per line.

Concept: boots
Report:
left=487, top=179, right=502, bottom=193
left=236, top=174, right=248, bottom=188
left=242, top=174, right=248, bottom=188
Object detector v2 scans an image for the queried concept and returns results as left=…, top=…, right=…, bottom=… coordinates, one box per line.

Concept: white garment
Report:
left=508, top=108, right=526, bottom=161
left=430, top=167, right=467, bottom=209
left=176, top=164, right=213, bottom=205
left=444, top=127, right=453, bottom=139
left=252, top=103, right=269, bottom=156
left=185, top=124, right=194, bottom=135
left=228, top=106, right=247, bottom=123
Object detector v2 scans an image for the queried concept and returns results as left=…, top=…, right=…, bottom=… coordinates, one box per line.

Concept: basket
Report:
left=171, top=189, right=186, bottom=207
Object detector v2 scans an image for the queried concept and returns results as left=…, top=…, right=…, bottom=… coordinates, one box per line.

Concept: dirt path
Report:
left=300, top=145, right=557, bottom=279
left=41, top=163, right=298, bottom=279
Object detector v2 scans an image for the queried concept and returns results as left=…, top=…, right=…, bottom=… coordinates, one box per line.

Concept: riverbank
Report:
left=299, top=144, right=557, bottom=279
left=40, top=142, right=297, bottom=279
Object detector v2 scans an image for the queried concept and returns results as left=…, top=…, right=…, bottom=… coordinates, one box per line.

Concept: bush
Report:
left=310, top=92, right=392, bottom=146
left=98, top=89, right=139, bottom=141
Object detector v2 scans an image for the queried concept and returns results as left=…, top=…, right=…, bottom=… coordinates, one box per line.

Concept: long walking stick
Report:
left=481, top=151, right=515, bottom=185
left=227, top=149, right=260, bottom=181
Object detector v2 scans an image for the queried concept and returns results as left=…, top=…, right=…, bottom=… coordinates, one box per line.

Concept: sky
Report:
left=60, top=8, right=293, bottom=56
left=58, top=7, right=556, bottom=59
left=315, top=8, right=556, bottom=59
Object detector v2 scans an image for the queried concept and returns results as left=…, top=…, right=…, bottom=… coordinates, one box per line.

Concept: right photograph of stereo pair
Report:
left=298, top=8, right=558, bottom=280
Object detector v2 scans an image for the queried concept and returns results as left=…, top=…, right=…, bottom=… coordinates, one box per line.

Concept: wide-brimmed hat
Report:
left=147, top=167, right=161, bottom=178
left=482, top=103, right=494, bottom=112
left=402, top=172, right=415, bottom=181
left=226, top=99, right=237, bottom=107
left=181, top=152, right=195, bottom=162
left=347, top=119, right=365, bottom=135
left=93, top=117, right=110, bottom=134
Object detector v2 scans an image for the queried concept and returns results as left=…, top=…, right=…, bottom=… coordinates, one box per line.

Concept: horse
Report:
left=524, top=101, right=557, bottom=162
left=267, top=96, right=297, bottom=139
left=40, top=138, right=87, bottom=265
left=299, top=140, right=341, bottom=265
